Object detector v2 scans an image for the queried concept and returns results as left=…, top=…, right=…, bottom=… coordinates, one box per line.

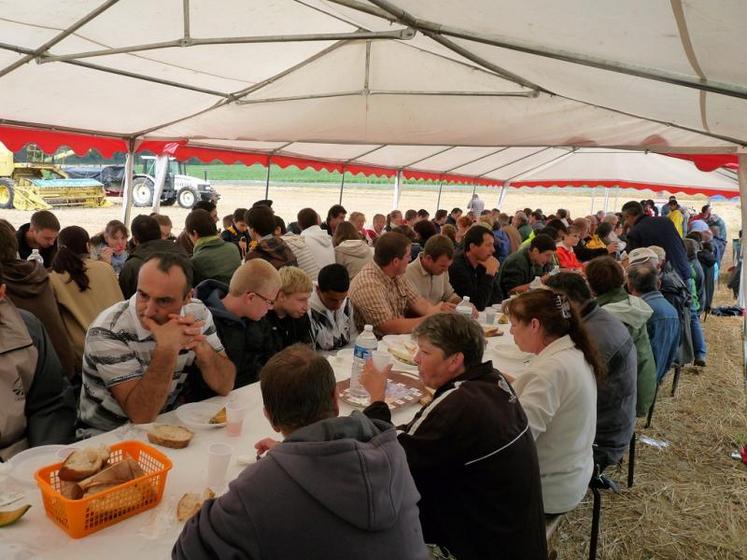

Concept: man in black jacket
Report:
left=195, top=260, right=281, bottom=388
left=448, top=225, right=500, bottom=310
left=622, top=201, right=690, bottom=283
left=362, top=313, right=547, bottom=560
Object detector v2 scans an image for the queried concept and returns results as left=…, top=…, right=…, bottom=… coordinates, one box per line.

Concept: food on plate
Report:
left=0, top=504, right=31, bottom=527
left=497, top=313, right=509, bottom=324
left=209, top=407, right=227, bottom=425
left=58, top=445, right=111, bottom=482
left=482, top=325, right=503, bottom=337
left=146, top=424, right=194, bottom=449
left=388, top=346, right=417, bottom=366
left=177, top=488, right=216, bottom=522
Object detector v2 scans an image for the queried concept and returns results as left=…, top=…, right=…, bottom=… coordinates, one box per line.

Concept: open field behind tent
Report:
left=0, top=183, right=741, bottom=241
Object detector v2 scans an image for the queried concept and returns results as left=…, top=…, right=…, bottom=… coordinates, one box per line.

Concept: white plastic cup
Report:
left=225, top=401, right=248, bottom=437
left=206, top=443, right=233, bottom=488
left=485, top=308, right=496, bottom=325
left=371, top=350, right=392, bottom=372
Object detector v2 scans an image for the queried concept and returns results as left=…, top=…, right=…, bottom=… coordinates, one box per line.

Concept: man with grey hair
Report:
left=627, top=263, right=680, bottom=382
left=361, top=313, right=546, bottom=560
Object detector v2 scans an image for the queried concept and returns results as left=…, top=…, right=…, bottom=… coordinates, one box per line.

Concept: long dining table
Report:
left=1, top=321, right=526, bottom=559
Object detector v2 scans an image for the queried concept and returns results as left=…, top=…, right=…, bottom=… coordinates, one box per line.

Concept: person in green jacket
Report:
left=586, top=256, right=656, bottom=417
left=187, top=209, right=242, bottom=287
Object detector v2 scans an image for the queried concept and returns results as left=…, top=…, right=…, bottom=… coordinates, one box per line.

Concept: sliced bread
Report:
left=147, top=424, right=194, bottom=449
left=58, top=445, right=111, bottom=482
left=176, top=488, right=215, bottom=522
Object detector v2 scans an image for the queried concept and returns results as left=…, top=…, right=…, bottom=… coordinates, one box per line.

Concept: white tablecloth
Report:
left=0, top=357, right=422, bottom=559
left=1, top=326, right=527, bottom=559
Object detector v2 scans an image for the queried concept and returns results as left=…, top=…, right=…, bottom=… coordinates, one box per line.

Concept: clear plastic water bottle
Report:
left=27, top=249, right=44, bottom=265
left=349, top=324, right=378, bottom=403
left=456, top=296, right=472, bottom=318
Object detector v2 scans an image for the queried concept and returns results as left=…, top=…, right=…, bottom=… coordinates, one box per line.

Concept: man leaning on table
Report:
left=77, top=253, right=235, bottom=436
left=173, top=344, right=430, bottom=560
left=348, top=232, right=450, bottom=336
left=361, top=313, right=547, bottom=560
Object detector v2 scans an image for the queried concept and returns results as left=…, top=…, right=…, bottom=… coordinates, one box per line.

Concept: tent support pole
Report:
left=590, top=188, right=596, bottom=214
left=339, top=169, right=346, bottom=204
left=737, top=154, right=747, bottom=389
left=121, top=141, right=136, bottom=227
left=471, top=184, right=477, bottom=197
left=435, top=181, right=444, bottom=213
left=264, top=161, right=271, bottom=200
left=151, top=154, right=169, bottom=213
left=497, top=184, right=508, bottom=209
left=603, top=189, right=610, bottom=212
left=392, top=170, right=402, bottom=210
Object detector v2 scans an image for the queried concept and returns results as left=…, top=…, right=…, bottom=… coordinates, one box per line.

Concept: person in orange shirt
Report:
left=556, top=225, right=584, bottom=271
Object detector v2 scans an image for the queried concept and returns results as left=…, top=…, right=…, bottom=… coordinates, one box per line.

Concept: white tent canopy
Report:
left=0, top=0, right=745, bottom=158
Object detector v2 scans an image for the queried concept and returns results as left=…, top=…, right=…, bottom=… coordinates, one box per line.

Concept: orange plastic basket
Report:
left=34, top=440, right=173, bottom=538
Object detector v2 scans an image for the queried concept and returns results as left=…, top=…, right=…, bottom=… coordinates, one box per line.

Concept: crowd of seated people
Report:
left=1, top=197, right=718, bottom=557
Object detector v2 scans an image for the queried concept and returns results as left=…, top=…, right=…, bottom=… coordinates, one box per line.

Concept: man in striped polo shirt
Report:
left=78, top=253, right=235, bottom=435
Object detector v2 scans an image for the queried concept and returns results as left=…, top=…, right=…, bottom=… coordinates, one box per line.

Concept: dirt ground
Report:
left=0, top=183, right=741, bottom=241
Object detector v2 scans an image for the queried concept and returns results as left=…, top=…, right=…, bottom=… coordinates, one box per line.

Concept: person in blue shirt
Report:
left=627, top=262, right=680, bottom=382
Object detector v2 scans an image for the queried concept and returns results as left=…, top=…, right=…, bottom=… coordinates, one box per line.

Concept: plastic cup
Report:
left=371, top=350, right=392, bottom=371
left=206, top=443, right=233, bottom=488
left=485, top=308, right=496, bottom=325
left=226, top=401, right=249, bottom=437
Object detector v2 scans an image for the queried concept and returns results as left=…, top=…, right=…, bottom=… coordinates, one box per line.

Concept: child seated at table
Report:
left=556, top=225, right=584, bottom=271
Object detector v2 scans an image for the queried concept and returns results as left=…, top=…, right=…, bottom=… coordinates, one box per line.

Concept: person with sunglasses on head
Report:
left=195, top=259, right=282, bottom=388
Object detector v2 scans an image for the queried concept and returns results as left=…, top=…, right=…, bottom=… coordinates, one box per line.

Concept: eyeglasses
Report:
left=252, top=292, right=275, bottom=307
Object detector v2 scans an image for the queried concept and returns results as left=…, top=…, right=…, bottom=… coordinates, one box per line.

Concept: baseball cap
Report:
left=689, top=220, right=709, bottom=233
left=628, top=247, right=659, bottom=266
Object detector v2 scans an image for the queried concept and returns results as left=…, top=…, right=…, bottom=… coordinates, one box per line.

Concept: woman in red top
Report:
left=556, top=226, right=584, bottom=271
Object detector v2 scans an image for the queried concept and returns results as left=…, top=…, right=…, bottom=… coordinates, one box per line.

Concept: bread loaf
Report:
left=58, top=445, right=111, bottom=482
left=147, top=425, right=194, bottom=449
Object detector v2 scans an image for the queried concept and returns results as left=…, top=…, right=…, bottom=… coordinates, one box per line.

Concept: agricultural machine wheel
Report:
left=177, top=187, right=198, bottom=208
left=161, top=196, right=177, bottom=206
left=0, top=179, right=14, bottom=209
left=132, top=177, right=154, bottom=207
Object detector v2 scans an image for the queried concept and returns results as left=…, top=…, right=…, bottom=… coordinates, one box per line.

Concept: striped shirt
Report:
left=78, top=295, right=224, bottom=434
left=348, top=261, right=420, bottom=335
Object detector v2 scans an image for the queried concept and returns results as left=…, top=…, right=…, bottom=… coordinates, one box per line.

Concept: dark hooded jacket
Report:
left=245, top=237, right=298, bottom=270
left=1, top=259, right=76, bottom=378
left=580, top=301, right=637, bottom=471
left=119, top=239, right=187, bottom=298
left=173, top=412, right=429, bottom=560
left=194, top=280, right=273, bottom=388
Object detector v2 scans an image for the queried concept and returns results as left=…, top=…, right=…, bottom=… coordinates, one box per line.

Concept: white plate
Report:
left=6, top=445, right=73, bottom=486
left=380, top=337, right=419, bottom=370
left=175, top=402, right=227, bottom=429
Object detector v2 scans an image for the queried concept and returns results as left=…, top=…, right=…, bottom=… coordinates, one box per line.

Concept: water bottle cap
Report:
left=364, top=324, right=373, bottom=331
left=462, top=296, right=470, bottom=302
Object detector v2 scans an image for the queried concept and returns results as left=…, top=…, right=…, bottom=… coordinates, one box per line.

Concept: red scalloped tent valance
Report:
left=510, top=179, right=738, bottom=198
left=0, top=125, right=127, bottom=158
left=666, top=153, right=738, bottom=172
left=0, top=125, right=739, bottom=192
